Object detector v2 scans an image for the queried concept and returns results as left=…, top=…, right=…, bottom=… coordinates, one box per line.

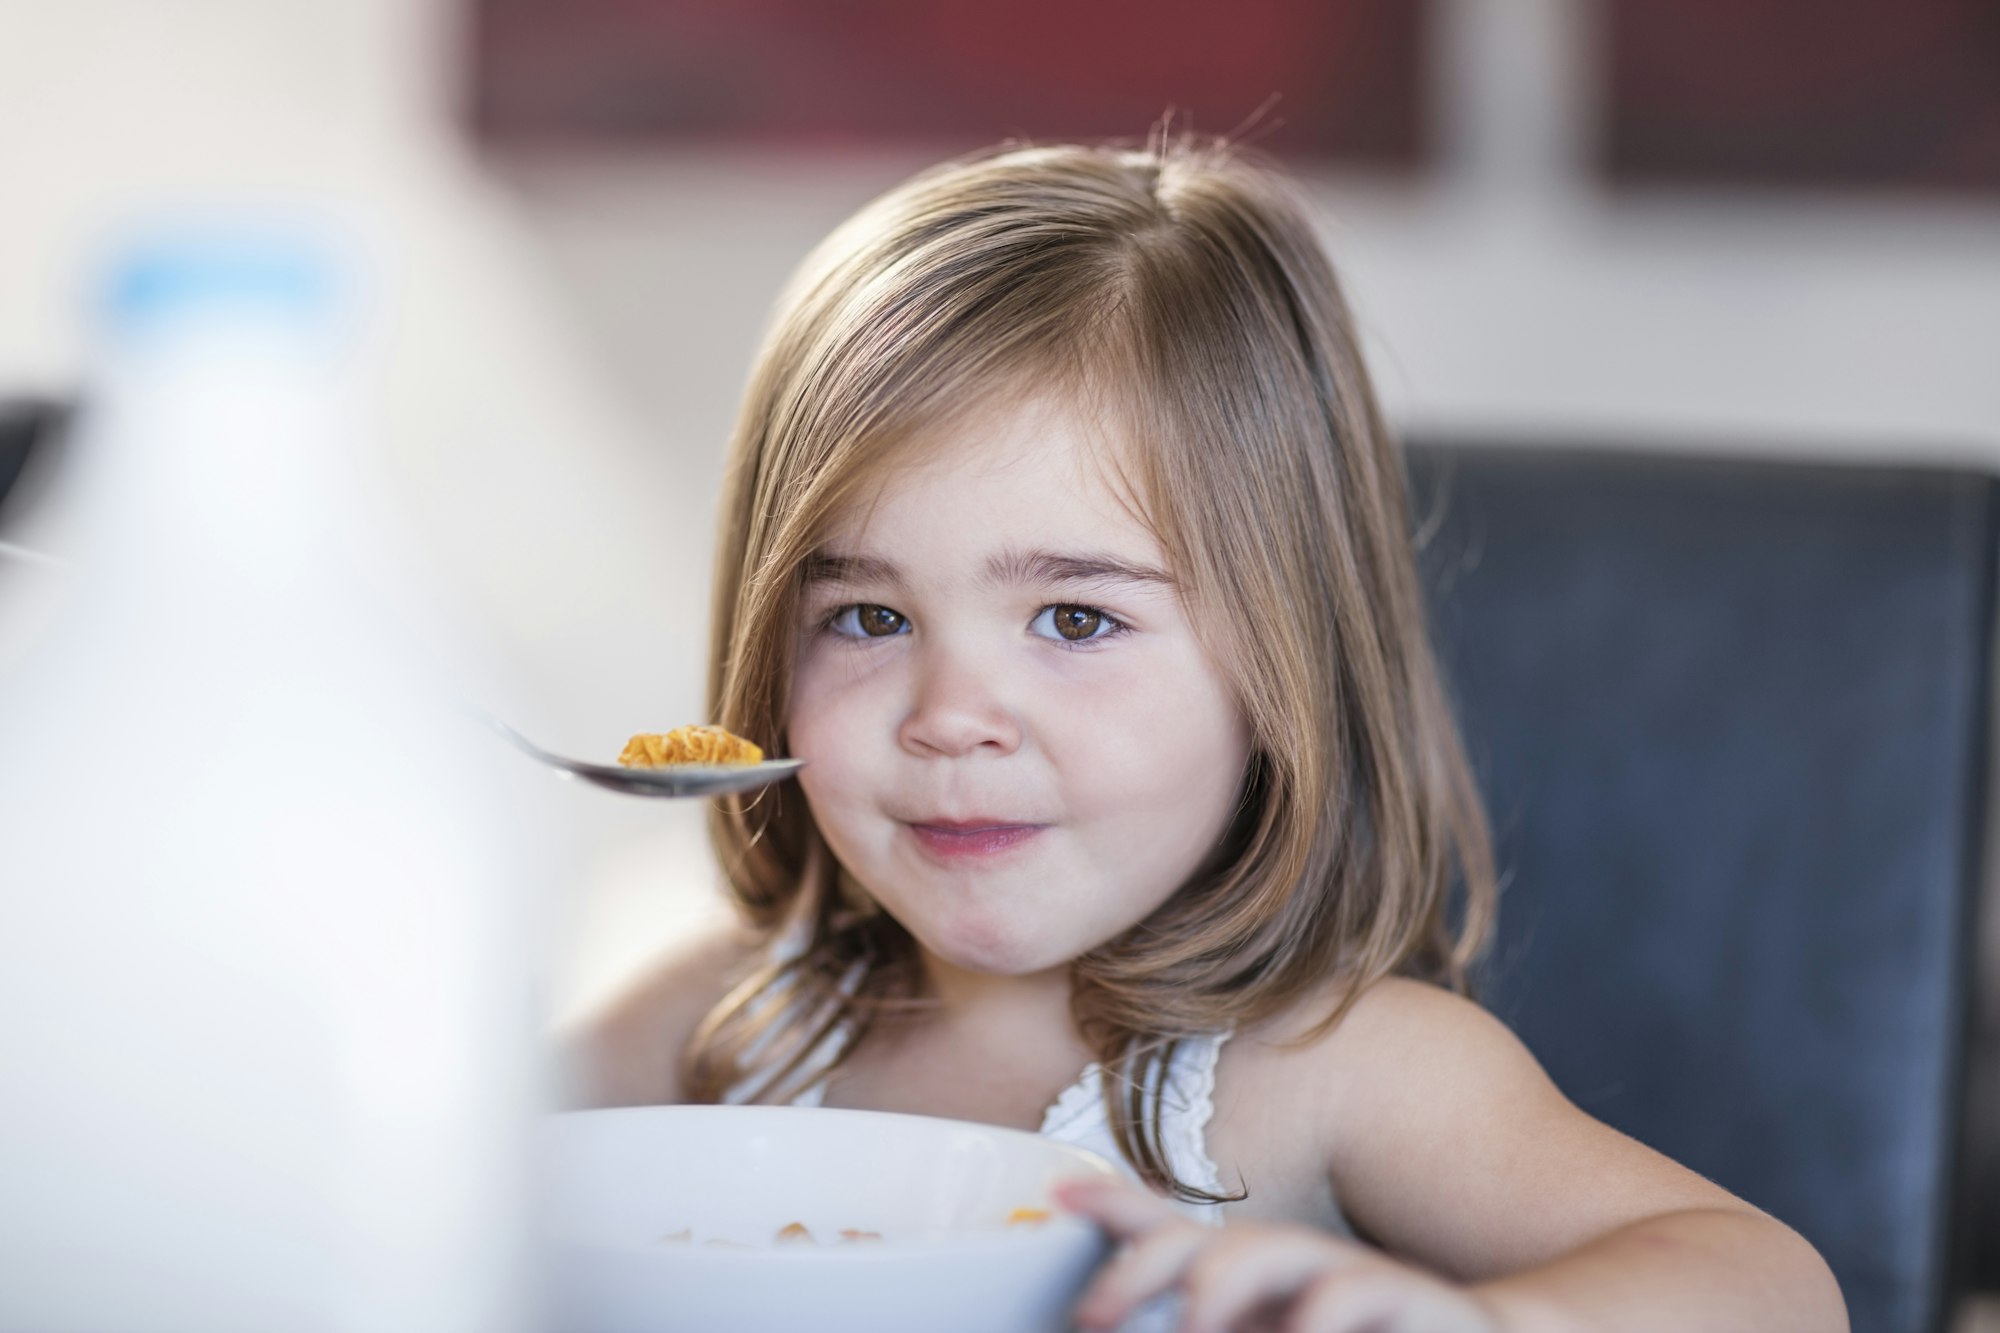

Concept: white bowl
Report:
left=541, top=1104, right=1122, bottom=1333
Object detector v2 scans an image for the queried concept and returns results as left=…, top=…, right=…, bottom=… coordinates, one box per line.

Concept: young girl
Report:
left=569, top=132, right=1847, bottom=1332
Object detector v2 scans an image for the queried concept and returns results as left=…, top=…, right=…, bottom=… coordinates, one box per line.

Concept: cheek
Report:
left=788, top=648, right=892, bottom=826
left=788, top=643, right=877, bottom=751
left=1049, top=644, right=1245, bottom=782
left=1046, top=645, right=1250, bottom=862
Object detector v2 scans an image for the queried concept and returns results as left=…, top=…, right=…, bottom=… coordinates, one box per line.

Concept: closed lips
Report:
left=905, top=822, right=1049, bottom=856
left=902, top=810, right=1052, bottom=828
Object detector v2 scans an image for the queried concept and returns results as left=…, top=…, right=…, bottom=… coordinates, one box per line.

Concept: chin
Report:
left=912, top=910, right=1074, bottom=978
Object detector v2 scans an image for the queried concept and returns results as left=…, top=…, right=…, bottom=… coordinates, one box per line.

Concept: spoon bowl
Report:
left=476, top=712, right=803, bottom=798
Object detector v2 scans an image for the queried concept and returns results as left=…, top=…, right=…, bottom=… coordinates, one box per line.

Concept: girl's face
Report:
left=788, top=394, right=1254, bottom=978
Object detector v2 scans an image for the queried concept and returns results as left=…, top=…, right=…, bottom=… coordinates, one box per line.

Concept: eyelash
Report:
left=818, top=602, right=1131, bottom=650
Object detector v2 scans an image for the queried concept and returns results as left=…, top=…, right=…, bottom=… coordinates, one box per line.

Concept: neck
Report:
left=915, top=950, right=1082, bottom=1047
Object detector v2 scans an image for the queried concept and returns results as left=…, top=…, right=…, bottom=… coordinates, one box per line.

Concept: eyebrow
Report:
left=802, top=547, right=1177, bottom=593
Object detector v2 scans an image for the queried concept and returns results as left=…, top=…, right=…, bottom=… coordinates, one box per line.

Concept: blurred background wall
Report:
left=2, top=0, right=1996, bottom=1099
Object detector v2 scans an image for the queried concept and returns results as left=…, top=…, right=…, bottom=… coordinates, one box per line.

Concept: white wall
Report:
left=3, top=0, right=1998, bottom=1024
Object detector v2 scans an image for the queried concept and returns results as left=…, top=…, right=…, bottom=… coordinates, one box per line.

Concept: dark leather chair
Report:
left=0, top=397, right=65, bottom=522
left=1405, top=442, right=1996, bottom=1333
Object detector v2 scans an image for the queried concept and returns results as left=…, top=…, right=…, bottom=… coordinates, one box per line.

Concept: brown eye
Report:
left=1050, top=605, right=1102, bottom=641
left=860, top=606, right=904, bottom=636
left=832, top=604, right=912, bottom=636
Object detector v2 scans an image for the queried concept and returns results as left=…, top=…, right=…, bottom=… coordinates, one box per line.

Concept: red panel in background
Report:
left=1604, top=0, right=2000, bottom=192
left=469, top=0, right=1431, bottom=167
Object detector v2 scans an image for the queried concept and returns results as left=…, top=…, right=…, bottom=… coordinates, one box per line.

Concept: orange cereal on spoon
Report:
left=618, top=724, right=764, bottom=769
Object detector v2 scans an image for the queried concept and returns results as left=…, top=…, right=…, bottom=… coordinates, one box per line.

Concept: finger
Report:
left=1283, top=1271, right=1408, bottom=1333
left=1070, top=1217, right=1211, bottom=1330
left=1054, top=1175, right=1186, bottom=1242
left=1179, top=1231, right=1360, bottom=1333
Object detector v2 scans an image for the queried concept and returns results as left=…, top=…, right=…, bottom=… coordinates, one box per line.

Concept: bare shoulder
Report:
left=1274, top=974, right=1541, bottom=1118
left=1231, top=976, right=1516, bottom=1165
left=550, top=915, right=763, bottom=1110
left=1239, top=975, right=1759, bottom=1278
left=1238, top=973, right=1511, bottom=1081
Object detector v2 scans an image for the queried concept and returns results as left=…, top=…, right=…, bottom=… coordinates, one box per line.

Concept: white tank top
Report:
left=777, top=1026, right=1238, bottom=1220
left=718, top=932, right=1232, bottom=1215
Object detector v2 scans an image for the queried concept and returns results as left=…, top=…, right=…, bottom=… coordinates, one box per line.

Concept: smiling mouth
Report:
left=905, top=821, right=1049, bottom=860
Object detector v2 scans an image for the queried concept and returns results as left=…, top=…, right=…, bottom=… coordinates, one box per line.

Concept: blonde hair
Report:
left=685, top=131, right=1497, bottom=1202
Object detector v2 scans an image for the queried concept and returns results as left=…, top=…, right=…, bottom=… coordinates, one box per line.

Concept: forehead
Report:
left=816, top=392, right=1161, bottom=561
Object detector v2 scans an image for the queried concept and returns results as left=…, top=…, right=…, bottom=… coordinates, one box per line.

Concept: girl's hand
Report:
left=1055, top=1177, right=1508, bottom=1333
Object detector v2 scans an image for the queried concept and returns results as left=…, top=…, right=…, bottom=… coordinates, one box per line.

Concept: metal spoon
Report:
left=476, top=712, right=804, bottom=799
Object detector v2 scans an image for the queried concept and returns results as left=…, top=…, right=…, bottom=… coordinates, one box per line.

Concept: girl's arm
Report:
left=1062, top=977, right=1848, bottom=1332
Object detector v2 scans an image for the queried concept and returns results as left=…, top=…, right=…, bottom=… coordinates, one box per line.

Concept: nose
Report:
left=897, top=636, right=1024, bottom=760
